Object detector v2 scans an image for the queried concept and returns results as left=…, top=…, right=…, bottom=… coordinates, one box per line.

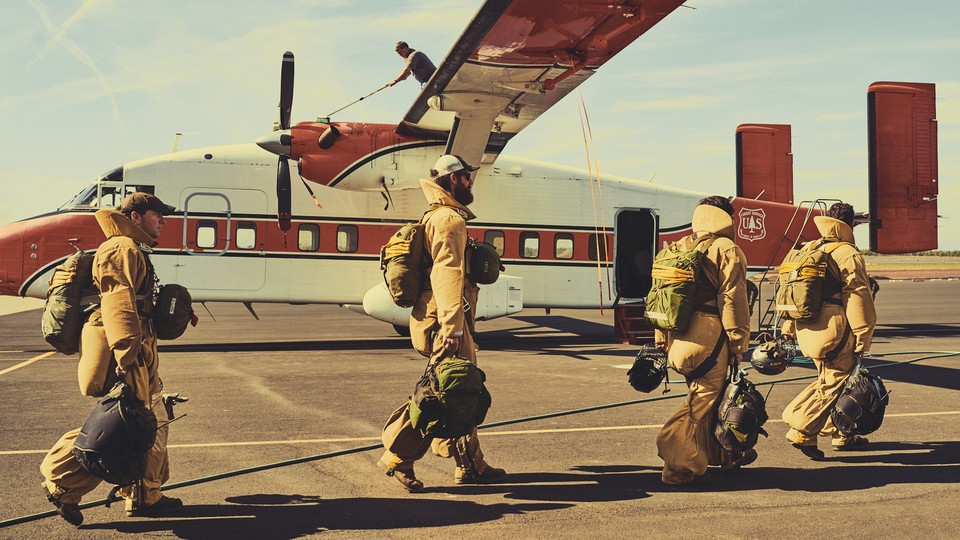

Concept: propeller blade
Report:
left=279, top=51, right=294, bottom=130
left=277, top=156, right=292, bottom=232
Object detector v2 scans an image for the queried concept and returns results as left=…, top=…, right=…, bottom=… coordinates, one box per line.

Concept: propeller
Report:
left=276, top=51, right=294, bottom=232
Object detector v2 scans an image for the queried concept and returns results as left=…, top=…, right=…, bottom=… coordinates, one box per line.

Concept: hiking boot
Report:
left=724, top=449, right=758, bottom=473
left=42, top=483, right=83, bottom=526
left=455, top=466, right=507, bottom=485
left=832, top=434, right=869, bottom=451
left=792, top=443, right=825, bottom=461
left=378, top=459, right=424, bottom=492
left=126, top=496, right=183, bottom=517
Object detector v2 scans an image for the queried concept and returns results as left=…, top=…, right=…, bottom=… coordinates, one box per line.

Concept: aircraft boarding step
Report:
left=614, top=301, right=654, bottom=345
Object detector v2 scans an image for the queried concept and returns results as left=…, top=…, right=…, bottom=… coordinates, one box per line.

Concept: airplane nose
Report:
left=0, top=221, right=25, bottom=297
left=255, top=129, right=292, bottom=157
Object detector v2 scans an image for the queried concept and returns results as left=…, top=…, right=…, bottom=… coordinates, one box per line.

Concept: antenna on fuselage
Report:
left=170, top=132, right=202, bottom=153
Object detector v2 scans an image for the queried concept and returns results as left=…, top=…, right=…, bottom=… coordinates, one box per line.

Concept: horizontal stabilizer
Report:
left=868, top=82, right=938, bottom=254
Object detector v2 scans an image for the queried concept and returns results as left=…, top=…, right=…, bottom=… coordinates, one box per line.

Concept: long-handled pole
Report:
left=326, top=84, right=390, bottom=118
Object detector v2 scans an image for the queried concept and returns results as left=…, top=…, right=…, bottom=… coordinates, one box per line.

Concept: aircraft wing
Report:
left=396, top=0, right=688, bottom=168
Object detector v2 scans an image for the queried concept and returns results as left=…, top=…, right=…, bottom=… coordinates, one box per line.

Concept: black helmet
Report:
left=627, top=344, right=668, bottom=393
left=750, top=334, right=797, bottom=375
left=154, top=284, right=195, bottom=340
left=72, top=382, right=157, bottom=486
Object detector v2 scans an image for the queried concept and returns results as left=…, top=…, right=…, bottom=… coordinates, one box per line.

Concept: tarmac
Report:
left=1, top=279, right=958, bottom=539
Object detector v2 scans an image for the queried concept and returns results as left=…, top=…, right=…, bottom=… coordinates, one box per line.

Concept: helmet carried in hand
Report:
left=627, top=344, right=668, bottom=393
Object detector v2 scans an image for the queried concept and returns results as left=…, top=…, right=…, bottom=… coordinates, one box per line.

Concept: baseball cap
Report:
left=432, top=154, right=479, bottom=177
left=119, top=192, right=176, bottom=215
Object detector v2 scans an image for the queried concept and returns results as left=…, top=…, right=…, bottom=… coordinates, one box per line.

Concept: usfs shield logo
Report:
left=738, top=208, right=766, bottom=242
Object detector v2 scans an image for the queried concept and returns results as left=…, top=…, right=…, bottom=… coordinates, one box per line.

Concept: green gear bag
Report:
left=41, top=251, right=99, bottom=355
left=644, top=235, right=717, bottom=332
left=776, top=240, right=848, bottom=321
left=408, top=355, right=491, bottom=439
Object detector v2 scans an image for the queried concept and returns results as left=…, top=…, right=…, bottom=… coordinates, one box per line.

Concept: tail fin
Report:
left=736, top=124, right=794, bottom=205
left=868, top=82, right=938, bottom=254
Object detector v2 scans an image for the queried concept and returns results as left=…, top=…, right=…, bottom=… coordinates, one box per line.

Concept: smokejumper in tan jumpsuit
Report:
left=380, top=178, right=496, bottom=485
left=40, top=209, right=171, bottom=511
left=781, top=216, right=877, bottom=450
left=654, top=204, right=751, bottom=485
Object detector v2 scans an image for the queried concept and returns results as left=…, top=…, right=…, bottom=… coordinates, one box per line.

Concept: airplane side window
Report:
left=555, top=233, right=574, bottom=259
left=298, top=224, right=320, bottom=252
left=484, top=230, right=505, bottom=256
left=520, top=232, right=540, bottom=258
left=236, top=222, right=257, bottom=250
left=196, top=220, right=217, bottom=249
left=337, top=224, right=358, bottom=253
left=588, top=233, right=609, bottom=261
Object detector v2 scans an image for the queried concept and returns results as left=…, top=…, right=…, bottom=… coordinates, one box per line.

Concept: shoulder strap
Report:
left=686, top=331, right=726, bottom=381
left=693, top=234, right=721, bottom=293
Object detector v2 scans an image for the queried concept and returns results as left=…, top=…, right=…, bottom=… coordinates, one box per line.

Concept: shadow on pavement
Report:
left=82, top=495, right=571, bottom=538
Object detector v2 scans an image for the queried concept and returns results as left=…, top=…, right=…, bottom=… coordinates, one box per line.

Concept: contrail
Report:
left=25, top=0, right=120, bottom=120
left=29, top=0, right=105, bottom=65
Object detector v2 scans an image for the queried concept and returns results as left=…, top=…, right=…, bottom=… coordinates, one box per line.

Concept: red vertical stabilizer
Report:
left=868, top=82, right=938, bottom=253
left=736, top=124, right=793, bottom=205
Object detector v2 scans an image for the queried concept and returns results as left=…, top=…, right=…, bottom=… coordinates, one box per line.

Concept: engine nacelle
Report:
left=361, top=275, right=524, bottom=327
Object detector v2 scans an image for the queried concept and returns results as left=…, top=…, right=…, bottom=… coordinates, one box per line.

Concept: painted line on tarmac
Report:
left=4, top=410, right=958, bottom=456
left=0, top=351, right=56, bottom=376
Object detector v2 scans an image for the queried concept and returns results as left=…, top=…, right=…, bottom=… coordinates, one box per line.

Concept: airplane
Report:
left=0, top=0, right=940, bottom=342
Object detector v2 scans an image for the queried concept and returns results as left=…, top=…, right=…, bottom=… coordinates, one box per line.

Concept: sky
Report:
left=1, top=0, right=957, bottom=249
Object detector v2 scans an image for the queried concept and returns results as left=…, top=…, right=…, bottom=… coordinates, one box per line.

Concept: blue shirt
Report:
left=406, top=50, right=436, bottom=84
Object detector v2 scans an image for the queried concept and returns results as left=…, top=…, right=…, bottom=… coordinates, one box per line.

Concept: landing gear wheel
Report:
left=393, top=324, right=410, bottom=337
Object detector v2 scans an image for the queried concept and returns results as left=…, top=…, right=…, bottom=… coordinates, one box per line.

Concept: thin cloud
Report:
left=620, top=95, right=722, bottom=111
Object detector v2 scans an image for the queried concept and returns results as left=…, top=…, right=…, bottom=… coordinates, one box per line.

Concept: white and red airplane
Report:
left=0, top=0, right=939, bottom=340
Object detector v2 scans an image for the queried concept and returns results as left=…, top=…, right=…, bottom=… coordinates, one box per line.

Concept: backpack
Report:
left=714, top=369, right=769, bottom=454
left=831, top=364, right=889, bottom=436
left=154, top=284, right=195, bottom=340
left=72, top=382, right=157, bottom=486
left=408, top=355, right=492, bottom=438
left=644, top=234, right=718, bottom=332
left=41, top=251, right=99, bottom=355
left=380, top=209, right=440, bottom=308
left=776, top=239, right=849, bottom=321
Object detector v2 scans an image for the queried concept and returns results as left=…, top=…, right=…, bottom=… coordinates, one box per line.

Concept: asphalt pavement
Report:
left=1, top=280, right=958, bottom=539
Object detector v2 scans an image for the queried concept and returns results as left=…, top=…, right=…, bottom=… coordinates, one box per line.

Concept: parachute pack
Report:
left=644, top=235, right=718, bottom=332
left=776, top=239, right=849, bottom=321
left=714, top=368, right=769, bottom=454
left=41, top=251, right=99, bottom=355
left=381, top=207, right=501, bottom=308
left=380, top=209, right=439, bottom=308
left=831, top=364, right=889, bottom=437
left=409, top=355, right=491, bottom=439
left=72, top=382, right=158, bottom=486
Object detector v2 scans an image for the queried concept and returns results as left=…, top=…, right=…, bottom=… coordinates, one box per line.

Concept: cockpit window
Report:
left=59, top=164, right=156, bottom=211
left=60, top=184, right=99, bottom=210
